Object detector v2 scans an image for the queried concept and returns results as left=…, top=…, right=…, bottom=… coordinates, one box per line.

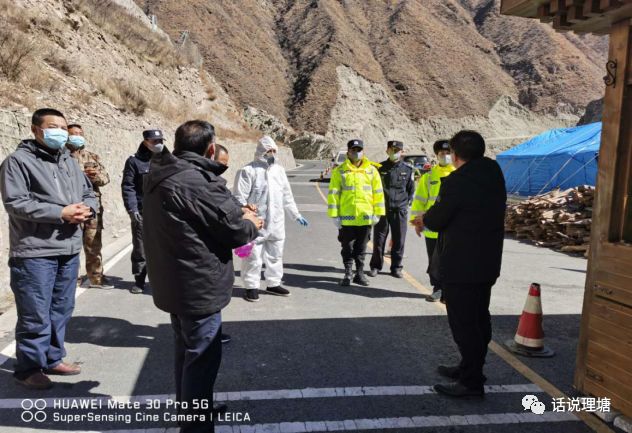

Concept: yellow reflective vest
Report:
left=327, top=157, right=386, bottom=226
left=410, top=163, right=455, bottom=239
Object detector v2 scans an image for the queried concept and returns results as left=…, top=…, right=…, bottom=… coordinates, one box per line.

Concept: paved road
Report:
left=0, top=160, right=606, bottom=433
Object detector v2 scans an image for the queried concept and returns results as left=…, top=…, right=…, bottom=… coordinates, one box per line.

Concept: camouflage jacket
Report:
left=70, top=148, right=110, bottom=199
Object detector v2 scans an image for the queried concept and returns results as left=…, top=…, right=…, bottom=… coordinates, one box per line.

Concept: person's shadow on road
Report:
left=281, top=263, right=426, bottom=299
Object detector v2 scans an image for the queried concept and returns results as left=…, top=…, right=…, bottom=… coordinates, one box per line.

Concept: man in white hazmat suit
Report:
left=234, top=136, right=309, bottom=302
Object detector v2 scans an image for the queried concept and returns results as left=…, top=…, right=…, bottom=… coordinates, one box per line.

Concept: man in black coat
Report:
left=143, top=120, right=262, bottom=432
left=413, top=130, right=506, bottom=398
left=121, top=129, right=164, bottom=294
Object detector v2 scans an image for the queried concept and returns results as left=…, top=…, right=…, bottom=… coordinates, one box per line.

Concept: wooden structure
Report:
left=501, top=0, right=632, bottom=419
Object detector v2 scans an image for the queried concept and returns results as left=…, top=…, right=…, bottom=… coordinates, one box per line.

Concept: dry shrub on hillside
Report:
left=199, top=70, right=218, bottom=102
left=0, top=25, right=37, bottom=82
left=148, top=92, right=188, bottom=122
left=70, top=0, right=186, bottom=67
left=178, top=37, right=203, bottom=67
left=43, top=48, right=77, bottom=76
left=217, top=127, right=262, bottom=143
left=96, top=77, right=147, bottom=116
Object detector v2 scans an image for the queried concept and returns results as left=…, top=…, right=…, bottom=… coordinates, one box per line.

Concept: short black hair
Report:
left=32, top=108, right=66, bottom=127
left=174, top=120, right=215, bottom=155
left=216, top=144, right=228, bottom=155
left=67, top=124, right=82, bottom=130
left=449, top=130, right=485, bottom=161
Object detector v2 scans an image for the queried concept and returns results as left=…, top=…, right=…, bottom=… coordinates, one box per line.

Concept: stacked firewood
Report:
left=505, top=186, right=594, bottom=257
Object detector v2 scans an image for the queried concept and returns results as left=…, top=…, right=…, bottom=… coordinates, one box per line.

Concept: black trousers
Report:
left=424, top=237, right=441, bottom=291
left=443, top=282, right=494, bottom=390
left=131, top=217, right=146, bottom=285
left=338, top=225, right=371, bottom=269
left=171, top=311, right=222, bottom=433
left=370, top=208, right=408, bottom=272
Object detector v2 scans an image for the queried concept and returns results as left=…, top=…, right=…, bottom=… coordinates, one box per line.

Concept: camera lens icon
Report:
left=21, top=399, right=47, bottom=423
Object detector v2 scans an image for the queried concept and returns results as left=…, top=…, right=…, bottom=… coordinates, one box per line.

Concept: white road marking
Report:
left=53, top=411, right=580, bottom=433
left=0, top=384, right=542, bottom=409
left=0, top=243, right=133, bottom=366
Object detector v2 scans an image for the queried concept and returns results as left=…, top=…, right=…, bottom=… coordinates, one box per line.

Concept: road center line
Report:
left=55, top=411, right=580, bottom=433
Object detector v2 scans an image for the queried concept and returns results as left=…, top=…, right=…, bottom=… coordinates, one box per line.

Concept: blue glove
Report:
left=297, top=216, right=309, bottom=227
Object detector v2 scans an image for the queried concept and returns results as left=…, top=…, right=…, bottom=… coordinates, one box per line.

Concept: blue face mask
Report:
left=266, top=155, right=276, bottom=165
left=67, top=135, right=86, bottom=149
left=42, top=128, right=68, bottom=150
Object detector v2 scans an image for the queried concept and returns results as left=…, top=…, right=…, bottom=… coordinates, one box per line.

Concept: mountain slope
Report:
left=148, top=0, right=606, bottom=141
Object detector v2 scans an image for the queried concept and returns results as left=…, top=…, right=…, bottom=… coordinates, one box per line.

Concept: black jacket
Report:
left=423, top=157, right=506, bottom=285
left=142, top=149, right=258, bottom=316
left=121, top=143, right=152, bottom=213
left=378, top=159, right=415, bottom=211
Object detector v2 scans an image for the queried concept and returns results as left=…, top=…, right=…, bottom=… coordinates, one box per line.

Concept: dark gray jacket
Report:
left=0, top=139, right=98, bottom=258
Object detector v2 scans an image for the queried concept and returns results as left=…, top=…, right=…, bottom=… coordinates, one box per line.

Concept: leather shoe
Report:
left=437, top=364, right=460, bottom=380
left=44, top=362, right=81, bottom=376
left=434, top=382, right=484, bottom=398
left=14, top=371, right=53, bottom=390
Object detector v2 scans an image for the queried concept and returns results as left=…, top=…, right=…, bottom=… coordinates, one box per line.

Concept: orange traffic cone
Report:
left=504, top=283, right=555, bottom=358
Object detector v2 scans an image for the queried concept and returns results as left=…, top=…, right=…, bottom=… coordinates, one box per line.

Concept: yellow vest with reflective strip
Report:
left=327, top=158, right=386, bottom=226
left=410, top=164, right=455, bottom=239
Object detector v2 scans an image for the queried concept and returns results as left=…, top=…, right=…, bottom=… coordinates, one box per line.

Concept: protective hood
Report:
left=255, top=135, right=278, bottom=160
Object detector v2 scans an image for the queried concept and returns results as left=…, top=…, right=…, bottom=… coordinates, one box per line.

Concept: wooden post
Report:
left=574, top=19, right=632, bottom=417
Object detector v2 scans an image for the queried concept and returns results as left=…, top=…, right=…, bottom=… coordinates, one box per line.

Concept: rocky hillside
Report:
left=0, top=0, right=294, bottom=302
left=0, top=0, right=252, bottom=138
left=146, top=0, right=607, bottom=158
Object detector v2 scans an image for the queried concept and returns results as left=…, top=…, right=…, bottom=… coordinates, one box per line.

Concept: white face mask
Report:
left=389, top=151, right=402, bottom=161
left=439, top=154, right=452, bottom=166
left=349, top=150, right=363, bottom=162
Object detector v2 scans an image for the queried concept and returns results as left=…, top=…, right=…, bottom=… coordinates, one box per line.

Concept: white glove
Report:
left=371, top=215, right=380, bottom=226
left=333, top=217, right=342, bottom=229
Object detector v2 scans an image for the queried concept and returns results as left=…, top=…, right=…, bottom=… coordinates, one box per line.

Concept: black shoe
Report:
left=244, top=289, right=260, bottom=302
left=426, top=289, right=442, bottom=302
left=221, top=333, right=231, bottom=344
left=340, top=268, right=353, bottom=286
left=434, top=382, right=484, bottom=398
left=367, top=269, right=379, bottom=277
left=266, top=285, right=290, bottom=297
left=437, top=365, right=460, bottom=380
left=353, top=271, right=370, bottom=286
left=391, top=269, right=403, bottom=278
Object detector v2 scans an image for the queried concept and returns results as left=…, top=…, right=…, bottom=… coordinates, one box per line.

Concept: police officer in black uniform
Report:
left=122, top=129, right=164, bottom=294
left=368, top=140, right=415, bottom=278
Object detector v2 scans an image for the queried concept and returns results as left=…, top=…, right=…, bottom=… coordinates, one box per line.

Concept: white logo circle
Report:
left=531, top=401, right=546, bottom=415
left=34, top=411, right=47, bottom=422
left=20, top=399, right=33, bottom=410
left=20, top=411, right=34, bottom=423
left=521, top=394, right=539, bottom=410
left=34, top=399, right=47, bottom=410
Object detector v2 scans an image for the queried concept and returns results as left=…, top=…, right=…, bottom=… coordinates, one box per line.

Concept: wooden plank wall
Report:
left=574, top=19, right=632, bottom=418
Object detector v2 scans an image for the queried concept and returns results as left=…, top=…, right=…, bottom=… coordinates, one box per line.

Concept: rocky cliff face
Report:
left=147, top=0, right=607, bottom=154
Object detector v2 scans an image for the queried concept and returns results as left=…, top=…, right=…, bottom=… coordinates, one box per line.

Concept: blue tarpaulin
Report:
left=497, top=122, right=601, bottom=196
